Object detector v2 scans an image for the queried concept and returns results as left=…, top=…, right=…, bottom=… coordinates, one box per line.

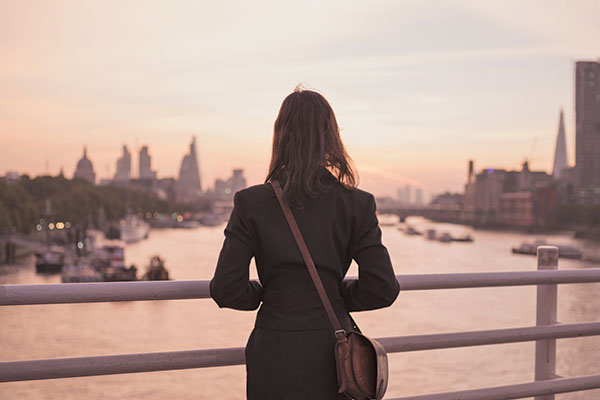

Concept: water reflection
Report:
left=1, top=219, right=599, bottom=399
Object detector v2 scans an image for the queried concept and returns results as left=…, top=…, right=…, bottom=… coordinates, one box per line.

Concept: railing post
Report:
left=535, top=245, right=559, bottom=400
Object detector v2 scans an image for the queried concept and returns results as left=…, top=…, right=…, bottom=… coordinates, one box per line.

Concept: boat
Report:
left=378, top=214, right=398, bottom=226
left=511, top=240, right=583, bottom=259
left=61, top=258, right=103, bottom=283
left=93, top=241, right=137, bottom=281
left=452, top=234, right=474, bottom=243
left=556, top=245, right=583, bottom=259
left=404, top=226, right=422, bottom=235
left=141, top=255, right=171, bottom=280
left=102, top=264, right=138, bottom=281
left=35, top=245, right=66, bottom=273
left=150, top=215, right=175, bottom=229
left=119, top=215, right=151, bottom=243
left=426, top=229, right=436, bottom=240
left=437, top=232, right=452, bottom=243
left=512, top=240, right=546, bottom=255
left=177, top=219, right=202, bottom=229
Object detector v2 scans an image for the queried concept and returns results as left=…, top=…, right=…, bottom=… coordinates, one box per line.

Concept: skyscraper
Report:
left=575, top=60, right=600, bottom=199
left=177, top=136, right=202, bottom=202
left=138, top=145, right=156, bottom=181
left=397, top=184, right=412, bottom=205
left=552, top=109, right=568, bottom=180
left=73, top=147, right=96, bottom=184
left=414, top=188, right=424, bottom=206
left=113, top=145, right=131, bottom=183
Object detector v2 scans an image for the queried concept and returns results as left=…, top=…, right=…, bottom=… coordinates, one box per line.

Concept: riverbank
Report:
left=0, top=240, right=33, bottom=264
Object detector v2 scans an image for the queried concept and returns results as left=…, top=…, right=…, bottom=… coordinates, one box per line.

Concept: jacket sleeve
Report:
left=340, top=194, right=399, bottom=312
left=210, top=192, right=263, bottom=310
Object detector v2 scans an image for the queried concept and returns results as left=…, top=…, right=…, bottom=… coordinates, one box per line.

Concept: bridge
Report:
left=2, top=247, right=600, bottom=399
left=376, top=206, right=461, bottom=224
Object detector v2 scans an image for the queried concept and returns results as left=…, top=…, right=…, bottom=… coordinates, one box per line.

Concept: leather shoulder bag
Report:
left=271, top=180, right=389, bottom=400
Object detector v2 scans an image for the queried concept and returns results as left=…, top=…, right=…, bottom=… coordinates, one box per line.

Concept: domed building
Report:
left=74, top=147, right=96, bottom=184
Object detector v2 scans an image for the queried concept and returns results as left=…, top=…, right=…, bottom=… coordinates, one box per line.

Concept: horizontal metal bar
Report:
left=2, top=322, right=599, bottom=382
left=0, top=347, right=245, bottom=383
left=388, top=373, right=600, bottom=400
left=377, top=321, right=600, bottom=352
left=0, top=280, right=211, bottom=305
left=2, top=269, right=600, bottom=306
left=398, top=269, right=600, bottom=291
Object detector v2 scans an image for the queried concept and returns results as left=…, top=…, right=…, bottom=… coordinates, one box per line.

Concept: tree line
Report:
left=0, top=175, right=210, bottom=234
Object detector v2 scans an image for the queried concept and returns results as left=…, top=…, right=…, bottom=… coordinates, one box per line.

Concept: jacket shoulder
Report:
left=235, top=183, right=273, bottom=200
left=333, top=184, right=375, bottom=210
left=233, top=183, right=274, bottom=210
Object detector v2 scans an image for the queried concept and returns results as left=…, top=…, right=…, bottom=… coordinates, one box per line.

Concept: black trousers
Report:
left=245, top=327, right=348, bottom=400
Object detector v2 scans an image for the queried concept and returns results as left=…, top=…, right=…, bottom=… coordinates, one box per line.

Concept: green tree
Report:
left=0, top=182, right=38, bottom=233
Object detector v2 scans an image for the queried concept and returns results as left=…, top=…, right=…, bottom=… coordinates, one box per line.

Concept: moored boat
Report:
left=177, top=219, right=202, bottom=229
left=35, top=245, right=66, bottom=273
left=378, top=214, right=398, bottom=226
left=93, top=241, right=138, bottom=281
left=426, top=229, right=436, bottom=240
left=452, top=234, right=474, bottom=243
left=61, top=258, right=103, bottom=283
left=437, top=232, right=452, bottom=243
left=511, top=240, right=583, bottom=259
left=119, top=215, right=151, bottom=243
left=404, top=226, right=422, bottom=235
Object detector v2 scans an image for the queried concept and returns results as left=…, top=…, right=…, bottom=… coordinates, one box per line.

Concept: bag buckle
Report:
left=334, top=329, right=347, bottom=342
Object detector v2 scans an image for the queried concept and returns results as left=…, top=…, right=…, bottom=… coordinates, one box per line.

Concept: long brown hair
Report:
left=266, top=87, right=357, bottom=205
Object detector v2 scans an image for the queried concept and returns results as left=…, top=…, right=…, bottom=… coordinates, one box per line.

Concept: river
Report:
left=1, top=217, right=599, bottom=399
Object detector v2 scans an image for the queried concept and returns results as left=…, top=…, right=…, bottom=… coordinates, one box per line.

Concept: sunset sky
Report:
left=1, top=0, right=599, bottom=198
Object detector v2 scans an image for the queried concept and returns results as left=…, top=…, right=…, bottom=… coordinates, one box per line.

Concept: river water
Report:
left=1, top=217, right=600, bottom=399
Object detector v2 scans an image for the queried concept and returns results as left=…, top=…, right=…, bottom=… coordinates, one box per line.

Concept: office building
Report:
left=414, top=188, right=424, bottom=206
left=139, top=146, right=157, bottom=181
left=113, top=145, right=131, bottom=183
left=177, top=136, right=202, bottom=202
left=575, top=60, right=600, bottom=201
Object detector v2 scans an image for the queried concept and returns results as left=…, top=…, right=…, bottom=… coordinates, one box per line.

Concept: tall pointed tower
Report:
left=552, top=108, right=568, bottom=180
left=177, top=136, right=202, bottom=202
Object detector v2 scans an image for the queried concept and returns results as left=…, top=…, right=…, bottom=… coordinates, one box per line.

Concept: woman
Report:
left=210, top=87, right=400, bottom=399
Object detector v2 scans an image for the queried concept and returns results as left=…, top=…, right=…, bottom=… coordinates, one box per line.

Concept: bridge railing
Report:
left=2, top=246, right=600, bottom=399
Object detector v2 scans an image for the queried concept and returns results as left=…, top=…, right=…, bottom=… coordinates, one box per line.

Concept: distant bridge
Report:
left=377, top=206, right=461, bottom=223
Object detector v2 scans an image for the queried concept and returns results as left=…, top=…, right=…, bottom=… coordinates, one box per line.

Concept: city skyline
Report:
left=2, top=1, right=600, bottom=197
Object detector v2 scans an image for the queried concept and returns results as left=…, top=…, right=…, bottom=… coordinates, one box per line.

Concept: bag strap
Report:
left=271, top=180, right=346, bottom=340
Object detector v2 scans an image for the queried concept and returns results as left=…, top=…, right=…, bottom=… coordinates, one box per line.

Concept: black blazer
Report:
left=210, top=173, right=400, bottom=331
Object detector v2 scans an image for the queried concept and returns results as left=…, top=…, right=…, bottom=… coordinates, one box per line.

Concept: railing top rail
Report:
left=2, top=268, right=600, bottom=306
left=3, top=321, right=600, bottom=383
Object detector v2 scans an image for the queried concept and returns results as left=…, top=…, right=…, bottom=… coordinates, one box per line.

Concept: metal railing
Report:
left=2, top=246, right=600, bottom=399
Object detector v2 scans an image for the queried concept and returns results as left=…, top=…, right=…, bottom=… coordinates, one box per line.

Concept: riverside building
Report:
left=138, top=146, right=157, bottom=182
left=575, top=60, right=600, bottom=203
left=113, top=145, right=131, bottom=184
